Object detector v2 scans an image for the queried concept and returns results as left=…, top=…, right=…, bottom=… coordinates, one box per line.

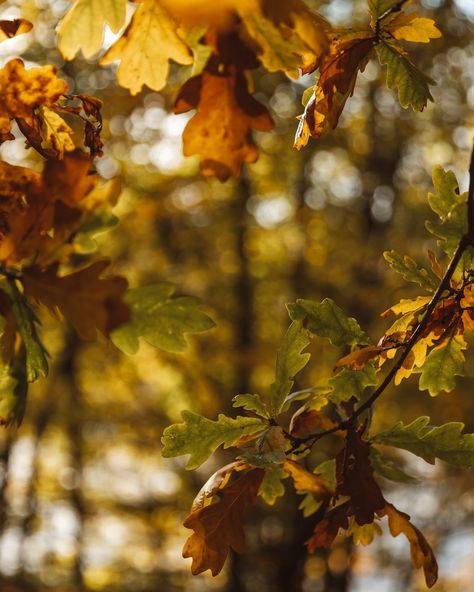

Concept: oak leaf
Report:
left=379, top=503, right=438, bottom=588
left=182, top=468, right=264, bottom=575
left=22, top=261, right=129, bottom=341
left=58, top=0, right=126, bottom=59
left=385, top=12, right=441, bottom=43
left=101, top=0, right=192, bottom=95
left=0, top=59, right=68, bottom=143
left=175, top=30, right=273, bottom=181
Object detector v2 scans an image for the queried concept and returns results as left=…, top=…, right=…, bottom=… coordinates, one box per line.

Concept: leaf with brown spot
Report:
left=182, top=468, right=264, bottom=576
left=23, top=261, right=129, bottom=341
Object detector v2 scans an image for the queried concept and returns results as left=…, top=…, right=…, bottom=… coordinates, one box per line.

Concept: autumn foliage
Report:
left=0, top=0, right=472, bottom=590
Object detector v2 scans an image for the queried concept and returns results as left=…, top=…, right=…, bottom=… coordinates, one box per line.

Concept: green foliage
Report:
left=111, top=284, right=215, bottom=354
left=161, top=411, right=266, bottom=469
left=376, top=41, right=433, bottom=111
left=369, top=447, right=416, bottom=483
left=232, top=393, right=269, bottom=418
left=288, top=298, right=370, bottom=347
left=383, top=250, right=436, bottom=291
left=270, top=320, right=311, bottom=417
left=0, top=360, right=27, bottom=427
left=419, top=336, right=466, bottom=396
left=259, top=464, right=288, bottom=505
left=0, top=280, right=48, bottom=383
left=373, top=416, right=474, bottom=467
left=328, top=364, right=378, bottom=404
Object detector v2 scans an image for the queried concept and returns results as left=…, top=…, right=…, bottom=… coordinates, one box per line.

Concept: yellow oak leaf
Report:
left=37, top=106, right=75, bottom=158
left=386, top=12, right=441, bottom=43
left=101, top=0, right=192, bottom=95
left=58, top=0, right=126, bottom=59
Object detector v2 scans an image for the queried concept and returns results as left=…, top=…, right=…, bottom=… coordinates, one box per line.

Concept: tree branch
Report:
left=291, top=139, right=474, bottom=452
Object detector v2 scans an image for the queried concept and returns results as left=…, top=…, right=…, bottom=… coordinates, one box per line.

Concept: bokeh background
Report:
left=0, top=0, right=474, bottom=591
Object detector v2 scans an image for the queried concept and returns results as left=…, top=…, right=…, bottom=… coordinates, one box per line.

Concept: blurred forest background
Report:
left=0, top=0, right=473, bottom=591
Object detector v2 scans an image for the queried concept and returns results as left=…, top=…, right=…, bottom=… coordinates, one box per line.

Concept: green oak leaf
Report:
left=369, top=447, right=416, bottom=483
left=233, top=393, right=269, bottom=419
left=259, top=464, right=288, bottom=505
left=0, top=359, right=27, bottom=427
left=428, top=166, right=466, bottom=220
left=419, top=336, right=466, bottom=396
left=328, top=364, right=378, bottom=404
left=383, top=250, right=436, bottom=291
left=288, top=298, right=369, bottom=347
left=426, top=202, right=467, bottom=257
left=376, top=40, right=433, bottom=111
left=111, top=284, right=215, bottom=354
left=270, top=320, right=311, bottom=417
left=161, top=411, right=266, bottom=469
left=0, top=280, right=48, bottom=382
left=314, top=459, right=337, bottom=489
left=373, top=416, right=474, bottom=467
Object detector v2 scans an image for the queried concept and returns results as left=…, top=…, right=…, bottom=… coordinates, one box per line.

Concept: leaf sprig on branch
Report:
left=162, top=147, right=474, bottom=587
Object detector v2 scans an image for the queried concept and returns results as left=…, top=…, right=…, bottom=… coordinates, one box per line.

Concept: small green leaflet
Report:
left=288, top=298, right=369, bottom=347
left=373, top=416, right=474, bottom=468
left=426, top=203, right=467, bottom=257
left=0, top=360, right=27, bottom=427
left=233, top=393, right=269, bottom=418
left=259, top=464, right=288, bottom=505
left=419, top=336, right=466, bottom=396
left=0, top=280, right=48, bottom=382
left=376, top=41, right=433, bottom=111
left=111, top=284, right=215, bottom=354
left=383, top=250, right=436, bottom=291
left=369, top=447, right=416, bottom=483
left=328, top=364, right=378, bottom=404
left=428, top=166, right=466, bottom=220
left=161, top=411, right=266, bottom=470
left=270, top=320, right=311, bottom=417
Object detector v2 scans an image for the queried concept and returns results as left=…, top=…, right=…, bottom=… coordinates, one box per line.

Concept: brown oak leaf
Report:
left=182, top=468, right=264, bottom=575
left=23, top=261, right=129, bottom=341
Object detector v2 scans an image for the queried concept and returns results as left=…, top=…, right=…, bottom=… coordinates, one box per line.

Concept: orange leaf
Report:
left=295, top=32, right=375, bottom=147
left=175, top=31, right=273, bottom=181
left=283, top=459, right=333, bottom=497
left=23, top=261, right=129, bottom=340
left=306, top=500, right=351, bottom=552
left=335, top=345, right=383, bottom=370
left=182, top=468, right=264, bottom=575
